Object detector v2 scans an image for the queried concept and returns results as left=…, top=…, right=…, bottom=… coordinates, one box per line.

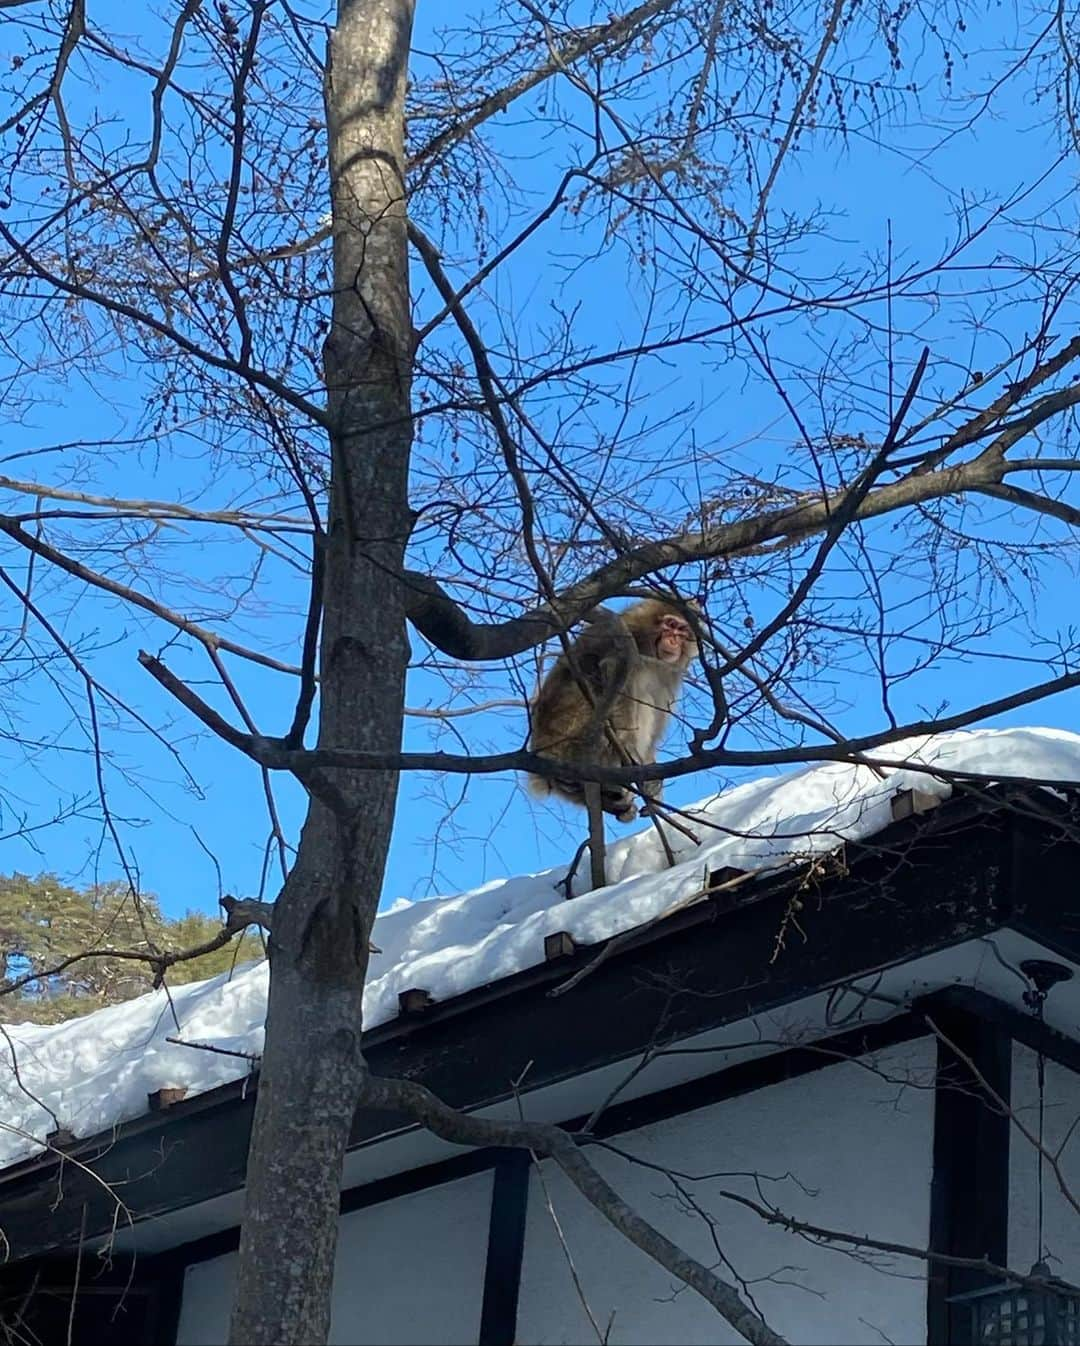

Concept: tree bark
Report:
left=229, top=1, right=416, bottom=1341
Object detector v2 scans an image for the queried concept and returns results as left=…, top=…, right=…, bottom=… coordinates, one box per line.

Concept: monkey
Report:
left=526, top=599, right=697, bottom=823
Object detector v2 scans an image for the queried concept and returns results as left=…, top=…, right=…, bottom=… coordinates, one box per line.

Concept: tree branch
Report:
left=409, top=0, right=681, bottom=171
left=0, top=894, right=272, bottom=998
left=976, top=480, right=1080, bottom=528
left=0, top=518, right=302, bottom=674
left=363, top=1071, right=787, bottom=1346
left=406, top=378, right=1080, bottom=664
left=0, top=474, right=312, bottom=534
left=405, top=455, right=996, bottom=660
left=0, top=221, right=327, bottom=429
left=141, top=639, right=1080, bottom=786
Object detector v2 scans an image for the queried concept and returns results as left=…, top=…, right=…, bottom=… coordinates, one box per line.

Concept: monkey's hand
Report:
left=602, top=787, right=639, bottom=823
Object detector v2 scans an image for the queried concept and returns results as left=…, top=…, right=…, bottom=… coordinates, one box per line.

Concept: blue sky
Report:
left=1, top=0, right=1078, bottom=920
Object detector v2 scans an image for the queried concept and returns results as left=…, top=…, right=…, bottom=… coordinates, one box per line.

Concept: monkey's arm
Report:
left=575, top=612, right=637, bottom=751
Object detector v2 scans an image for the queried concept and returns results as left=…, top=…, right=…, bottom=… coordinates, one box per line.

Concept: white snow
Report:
left=2, top=725, right=1079, bottom=1170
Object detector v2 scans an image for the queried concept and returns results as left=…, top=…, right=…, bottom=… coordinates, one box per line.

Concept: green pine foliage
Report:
left=166, top=910, right=265, bottom=985
left=0, top=874, right=262, bottom=1024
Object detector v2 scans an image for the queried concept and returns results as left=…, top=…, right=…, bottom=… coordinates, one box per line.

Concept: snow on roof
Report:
left=2, top=725, right=1079, bottom=1171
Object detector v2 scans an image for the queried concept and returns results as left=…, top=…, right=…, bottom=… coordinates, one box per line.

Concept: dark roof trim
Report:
left=0, top=786, right=1076, bottom=1263
left=925, top=986, right=1080, bottom=1075
left=130, top=1008, right=932, bottom=1276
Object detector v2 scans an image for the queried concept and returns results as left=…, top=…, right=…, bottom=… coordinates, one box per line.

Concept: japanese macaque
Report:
left=526, top=599, right=697, bottom=822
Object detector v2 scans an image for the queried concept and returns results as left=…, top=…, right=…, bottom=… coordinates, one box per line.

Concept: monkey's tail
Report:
left=526, top=772, right=556, bottom=799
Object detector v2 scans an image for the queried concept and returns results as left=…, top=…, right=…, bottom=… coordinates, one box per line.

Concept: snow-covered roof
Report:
left=2, top=725, right=1079, bottom=1172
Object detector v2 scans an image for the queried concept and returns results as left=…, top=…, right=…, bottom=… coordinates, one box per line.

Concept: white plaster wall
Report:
left=517, top=1038, right=936, bottom=1346
left=176, top=1251, right=234, bottom=1346
left=175, top=1169, right=492, bottom=1345
left=1009, top=1043, right=1080, bottom=1280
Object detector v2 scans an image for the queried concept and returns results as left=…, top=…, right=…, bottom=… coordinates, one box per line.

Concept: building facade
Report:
left=4, top=785, right=1080, bottom=1344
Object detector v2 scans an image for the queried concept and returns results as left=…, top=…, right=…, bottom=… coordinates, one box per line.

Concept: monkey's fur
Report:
left=526, top=599, right=697, bottom=822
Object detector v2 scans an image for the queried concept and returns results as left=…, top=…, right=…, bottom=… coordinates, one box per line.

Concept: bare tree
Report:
left=2, top=0, right=1080, bottom=1342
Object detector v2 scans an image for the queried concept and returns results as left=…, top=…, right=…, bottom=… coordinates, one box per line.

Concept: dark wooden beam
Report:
left=926, top=1005, right=1012, bottom=1344
left=478, top=1151, right=530, bottom=1345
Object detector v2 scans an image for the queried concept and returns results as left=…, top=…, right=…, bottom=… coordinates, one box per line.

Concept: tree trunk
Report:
left=229, top=2, right=416, bottom=1342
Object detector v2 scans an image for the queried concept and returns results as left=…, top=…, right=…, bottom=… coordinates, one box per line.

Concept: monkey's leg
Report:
left=584, top=782, right=608, bottom=890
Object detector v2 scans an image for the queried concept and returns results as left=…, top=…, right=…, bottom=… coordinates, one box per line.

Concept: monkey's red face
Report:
left=656, top=614, right=693, bottom=663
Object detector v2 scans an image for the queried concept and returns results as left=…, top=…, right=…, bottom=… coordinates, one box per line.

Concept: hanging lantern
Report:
left=949, top=1261, right=1080, bottom=1345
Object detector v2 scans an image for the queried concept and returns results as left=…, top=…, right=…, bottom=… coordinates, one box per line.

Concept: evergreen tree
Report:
left=0, top=875, right=259, bottom=1023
